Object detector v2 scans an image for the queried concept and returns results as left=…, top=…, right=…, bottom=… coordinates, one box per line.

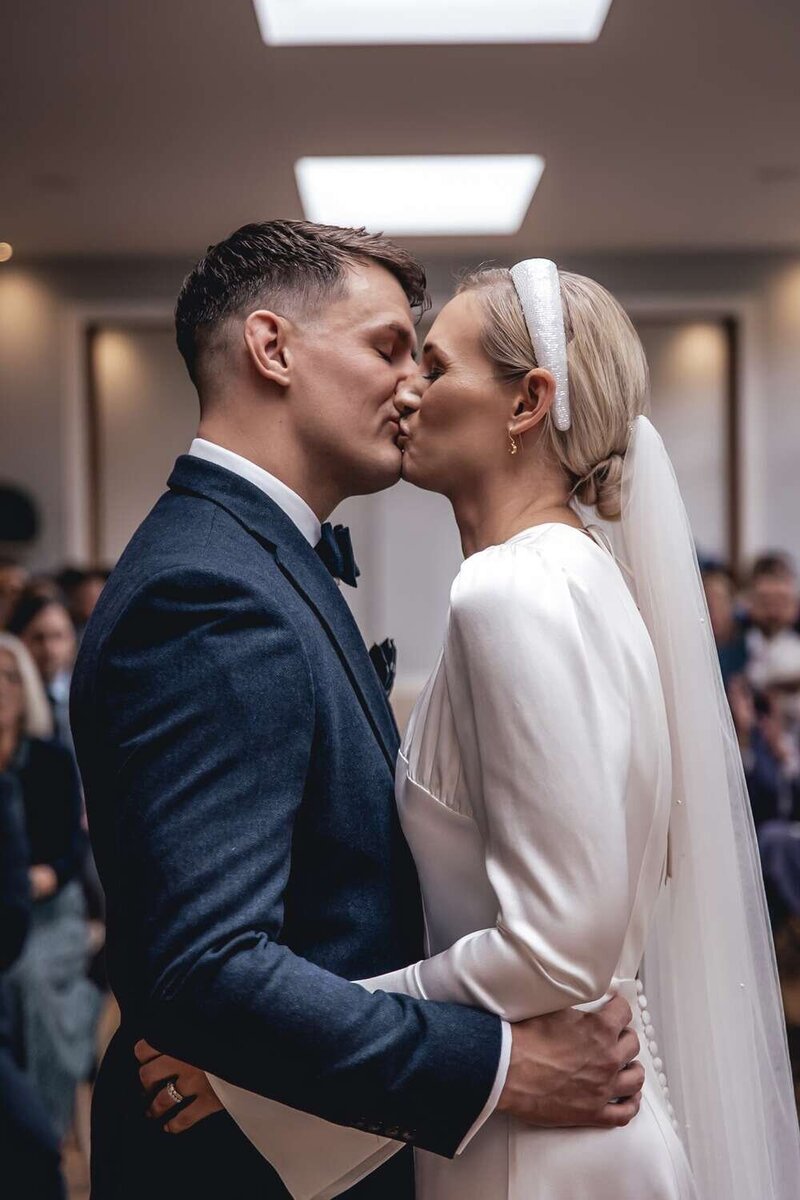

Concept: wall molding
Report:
left=62, top=301, right=174, bottom=562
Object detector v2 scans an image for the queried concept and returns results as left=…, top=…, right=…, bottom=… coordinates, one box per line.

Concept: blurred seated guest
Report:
left=0, top=633, right=100, bottom=1140
left=12, top=587, right=110, bottom=993
left=759, top=820, right=800, bottom=926
left=53, top=567, right=85, bottom=603
left=729, top=675, right=800, bottom=925
left=729, top=677, right=800, bottom=825
left=56, top=566, right=110, bottom=644
left=0, top=772, right=66, bottom=1200
left=7, top=595, right=77, bottom=750
left=702, top=562, right=748, bottom=686
left=20, top=576, right=63, bottom=602
left=744, top=553, right=800, bottom=694
left=0, top=557, right=28, bottom=629
left=747, top=600, right=800, bottom=745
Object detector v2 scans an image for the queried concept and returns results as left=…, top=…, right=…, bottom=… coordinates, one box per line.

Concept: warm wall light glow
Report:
left=770, top=262, right=800, bottom=335
left=0, top=243, right=13, bottom=263
left=295, top=155, right=544, bottom=236
left=254, top=0, right=612, bottom=46
left=0, top=274, right=54, bottom=356
left=671, top=324, right=726, bottom=387
left=93, top=330, right=142, bottom=396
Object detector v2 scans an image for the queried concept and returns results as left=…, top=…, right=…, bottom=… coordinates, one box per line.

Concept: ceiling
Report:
left=3, top=0, right=800, bottom=258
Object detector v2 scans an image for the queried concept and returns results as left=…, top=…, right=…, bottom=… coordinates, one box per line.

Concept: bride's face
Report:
left=397, top=291, right=513, bottom=496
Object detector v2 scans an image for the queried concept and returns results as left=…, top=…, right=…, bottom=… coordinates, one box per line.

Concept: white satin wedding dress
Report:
left=357, top=522, right=698, bottom=1200
left=211, top=520, right=699, bottom=1199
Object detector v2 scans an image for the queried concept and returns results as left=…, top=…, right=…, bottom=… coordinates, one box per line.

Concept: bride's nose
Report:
left=394, top=377, right=423, bottom=417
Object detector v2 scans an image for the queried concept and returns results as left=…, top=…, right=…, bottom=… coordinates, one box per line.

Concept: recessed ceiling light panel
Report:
left=295, top=155, right=545, bottom=236
left=255, top=1, right=612, bottom=46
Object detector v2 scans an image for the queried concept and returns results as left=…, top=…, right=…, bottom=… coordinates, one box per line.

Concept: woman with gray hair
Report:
left=0, top=632, right=100, bottom=1141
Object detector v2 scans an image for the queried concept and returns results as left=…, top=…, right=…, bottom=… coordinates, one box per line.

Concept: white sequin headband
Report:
left=509, top=258, right=571, bottom=432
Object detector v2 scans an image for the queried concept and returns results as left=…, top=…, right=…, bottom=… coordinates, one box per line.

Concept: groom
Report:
left=71, top=220, right=642, bottom=1198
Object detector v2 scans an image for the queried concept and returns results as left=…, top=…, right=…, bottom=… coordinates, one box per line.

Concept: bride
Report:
left=150, top=261, right=800, bottom=1198
left=355, top=260, right=695, bottom=1199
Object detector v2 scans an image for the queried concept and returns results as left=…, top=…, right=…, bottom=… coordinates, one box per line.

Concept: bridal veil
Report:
left=605, top=415, right=800, bottom=1198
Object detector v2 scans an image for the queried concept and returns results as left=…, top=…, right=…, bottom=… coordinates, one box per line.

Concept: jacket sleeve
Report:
left=360, top=543, right=640, bottom=1021
left=92, top=565, right=500, bottom=1158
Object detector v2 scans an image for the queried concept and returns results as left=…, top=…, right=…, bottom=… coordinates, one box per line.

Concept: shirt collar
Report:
left=188, top=438, right=321, bottom=547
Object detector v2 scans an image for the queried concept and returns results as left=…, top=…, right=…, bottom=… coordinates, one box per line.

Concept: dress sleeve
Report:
left=362, top=541, right=636, bottom=1021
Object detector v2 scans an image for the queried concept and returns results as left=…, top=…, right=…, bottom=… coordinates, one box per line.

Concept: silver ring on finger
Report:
left=165, top=1081, right=184, bottom=1106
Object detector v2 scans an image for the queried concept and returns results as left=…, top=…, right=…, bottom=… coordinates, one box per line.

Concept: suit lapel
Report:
left=168, top=456, right=399, bottom=775
left=273, top=543, right=399, bottom=773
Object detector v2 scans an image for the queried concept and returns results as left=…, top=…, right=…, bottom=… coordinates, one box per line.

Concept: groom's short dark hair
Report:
left=175, top=219, right=429, bottom=391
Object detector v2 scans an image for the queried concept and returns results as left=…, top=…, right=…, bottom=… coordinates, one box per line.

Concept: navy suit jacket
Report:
left=71, top=456, right=500, bottom=1198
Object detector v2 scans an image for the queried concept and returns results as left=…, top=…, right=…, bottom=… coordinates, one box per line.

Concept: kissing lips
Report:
left=396, top=419, right=412, bottom=452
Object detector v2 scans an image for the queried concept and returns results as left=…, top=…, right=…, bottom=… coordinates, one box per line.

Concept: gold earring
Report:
left=508, top=431, right=518, bottom=456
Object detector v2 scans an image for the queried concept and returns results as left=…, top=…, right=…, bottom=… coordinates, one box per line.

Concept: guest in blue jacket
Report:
left=701, top=563, right=749, bottom=686
left=728, top=674, right=800, bottom=925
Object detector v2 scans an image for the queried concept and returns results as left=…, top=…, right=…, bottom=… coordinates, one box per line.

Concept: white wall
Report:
left=2, top=250, right=800, bottom=706
left=0, top=271, right=64, bottom=566
left=0, top=257, right=190, bottom=567
left=92, top=326, right=199, bottom=560
left=334, top=483, right=462, bottom=721
left=640, top=320, right=729, bottom=560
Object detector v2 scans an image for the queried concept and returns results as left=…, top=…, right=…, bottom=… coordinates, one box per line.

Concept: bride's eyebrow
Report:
left=422, top=339, right=450, bottom=362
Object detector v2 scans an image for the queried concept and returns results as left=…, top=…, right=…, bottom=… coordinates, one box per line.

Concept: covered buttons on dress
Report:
left=636, top=979, right=679, bottom=1133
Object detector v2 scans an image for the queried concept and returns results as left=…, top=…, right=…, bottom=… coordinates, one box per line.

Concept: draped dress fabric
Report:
left=359, top=524, right=699, bottom=1200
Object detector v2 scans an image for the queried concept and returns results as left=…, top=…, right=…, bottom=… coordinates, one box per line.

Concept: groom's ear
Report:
left=243, top=310, right=292, bottom=388
left=508, top=368, right=556, bottom=438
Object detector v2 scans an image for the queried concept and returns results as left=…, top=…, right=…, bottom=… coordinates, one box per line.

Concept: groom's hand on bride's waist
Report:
left=496, top=994, right=644, bottom=1130
left=133, top=994, right=643, bottom=1138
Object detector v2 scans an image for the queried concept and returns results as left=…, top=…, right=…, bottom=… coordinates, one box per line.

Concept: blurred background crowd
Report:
left=3, top=1, right=800, bottom=1195
left=0, top=563, right=111, bottom=1198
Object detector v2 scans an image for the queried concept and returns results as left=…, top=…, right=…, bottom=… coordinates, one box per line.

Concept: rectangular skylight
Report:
left=295, top=155, right=545, bottom=237
left=254, top=1, right=613, bottom=46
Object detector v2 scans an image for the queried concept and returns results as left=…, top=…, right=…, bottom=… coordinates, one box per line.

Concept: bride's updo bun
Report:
left=574, top=451, right=625, bottom=520
left=456, top=266, right=649, bottom=521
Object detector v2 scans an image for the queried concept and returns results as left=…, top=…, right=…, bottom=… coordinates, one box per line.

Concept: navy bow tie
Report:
left=315, top=522, right=360, bottom=587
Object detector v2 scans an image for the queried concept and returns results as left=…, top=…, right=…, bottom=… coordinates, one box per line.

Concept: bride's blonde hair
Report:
left=456, top=266, right=649, bottom=520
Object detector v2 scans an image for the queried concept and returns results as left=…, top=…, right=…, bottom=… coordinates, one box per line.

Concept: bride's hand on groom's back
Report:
left=496, top=995, right=644, bottom=1130
left=135, top=1039, right=224, bottom=1134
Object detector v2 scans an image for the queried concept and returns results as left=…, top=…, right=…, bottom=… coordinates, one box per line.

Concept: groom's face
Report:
left=288, top=261, right=419, bottom=497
